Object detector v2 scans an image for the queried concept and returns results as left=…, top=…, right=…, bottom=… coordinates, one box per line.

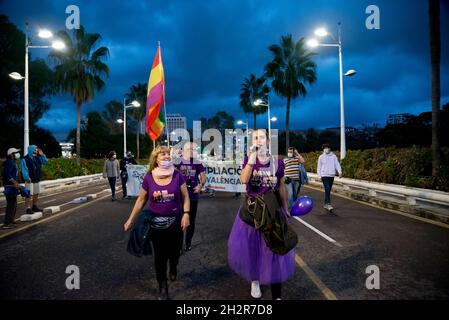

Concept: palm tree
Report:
left=49, top=26, right=109, bottom=161
left=265, top=35, right=317, bottom=152
left=126, top=82, right=147, bottom=160
left=239, top=74, right=269, bottom=129
left=429, top=0, right=441, bottom=176
left=101, top=100, right=123, bottom=134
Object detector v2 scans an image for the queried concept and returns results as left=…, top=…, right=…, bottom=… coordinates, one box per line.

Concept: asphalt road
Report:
left=0, top=186, right=448, bottom=300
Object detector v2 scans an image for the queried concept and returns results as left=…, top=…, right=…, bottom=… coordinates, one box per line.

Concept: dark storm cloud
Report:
left=2, top=0, right=448, bottom=139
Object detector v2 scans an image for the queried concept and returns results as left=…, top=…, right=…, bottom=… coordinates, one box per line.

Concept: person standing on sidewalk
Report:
left=124, top=146, right=190, bottom=300
left=20, top=145, right=48, bottom=214
left=120, top=151, right=137, bottom=199
left=176, top=142, right=206, bottom=252
left=103, top=151, right=120, bottom=201
left=2, top=148, right=27, bottom=229
left=317, top=144, right=342, bottom=211
left=283, top=147, right=305, bottom=209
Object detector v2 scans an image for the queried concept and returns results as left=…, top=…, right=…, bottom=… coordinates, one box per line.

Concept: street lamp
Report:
left=8, top=25, right=65, bottom=155
left=307, top=23, right=356, bottom=160
left=123, top=99, right=141, bottom=157
left=253, top=97, right=272, bottom=155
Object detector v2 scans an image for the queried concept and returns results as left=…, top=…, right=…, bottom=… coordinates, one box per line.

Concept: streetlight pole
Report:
left=307, top=23, right=356, bottom=160
left=24, top=30, right=30, bottom=155
left=122, top=99, right=141, bottom=157
left=10, top=25, right=65, bottom=155
left=337, top=23, right=346, bottom=160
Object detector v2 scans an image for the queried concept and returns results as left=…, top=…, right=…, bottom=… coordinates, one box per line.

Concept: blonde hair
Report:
left=148, top=145, right=171, bottom=173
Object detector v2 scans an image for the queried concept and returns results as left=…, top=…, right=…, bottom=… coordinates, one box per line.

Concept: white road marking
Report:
left=43, top=199, right=58, bottom=204
left=293, top=216, right=343, bottom=247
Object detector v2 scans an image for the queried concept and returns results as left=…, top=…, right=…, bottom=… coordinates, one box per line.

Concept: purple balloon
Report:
left=291, top=196, right=314, bottom=216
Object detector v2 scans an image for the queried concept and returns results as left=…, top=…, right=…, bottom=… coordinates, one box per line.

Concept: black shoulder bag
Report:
left=239, top=157, right=298, bottom=255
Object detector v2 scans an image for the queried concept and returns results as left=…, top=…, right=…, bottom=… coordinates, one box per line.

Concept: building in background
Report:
left=386, top=113, right=413, bottom=125
left=166, top=113, right=187, bottom=134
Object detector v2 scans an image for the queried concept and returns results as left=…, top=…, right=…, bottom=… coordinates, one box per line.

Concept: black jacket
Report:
left=127, top=209, right=153, bottom=257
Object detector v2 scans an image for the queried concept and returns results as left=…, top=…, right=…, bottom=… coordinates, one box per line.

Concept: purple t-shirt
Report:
left=177, top=158, right=206, bottom=201
left=242, top=156, right=285, bottom=198
left=142, top=170, right=186, bottom=216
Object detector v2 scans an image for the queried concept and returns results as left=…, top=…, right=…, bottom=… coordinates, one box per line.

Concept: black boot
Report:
left=157, top=280, right=169, bottom=300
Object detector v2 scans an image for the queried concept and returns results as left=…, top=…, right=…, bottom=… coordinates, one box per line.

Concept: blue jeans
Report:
left=286, top=180, right=301, bottom=209
left=322, top=177, right=334, bottom=204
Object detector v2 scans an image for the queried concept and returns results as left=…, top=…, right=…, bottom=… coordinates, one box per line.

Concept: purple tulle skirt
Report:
left=227, top=207, right=296, bottom=285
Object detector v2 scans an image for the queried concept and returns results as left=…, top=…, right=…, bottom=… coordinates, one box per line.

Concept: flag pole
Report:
left=159, top=41, right=170, bottom=148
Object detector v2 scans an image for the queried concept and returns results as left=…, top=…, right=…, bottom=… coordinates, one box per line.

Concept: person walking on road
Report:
left=120, top=151, right=137, bottom=199
left=2, top=148, right=30, bottom=229
left=124, top=145, right=190, bottom=300
left=228, top=129, right=295, bottom=300
left=20, top=145, right=48, bottom=214
left=283, top=147, right=305, bottom=209
left=317, top=144, right=342, bottom=212
left=176, top=142, right=206, bottom=252
left=103, top=151, right=120, bottom=201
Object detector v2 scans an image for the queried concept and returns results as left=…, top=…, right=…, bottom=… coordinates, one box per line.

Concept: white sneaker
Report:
left=251, top=281, right=262, bottom=299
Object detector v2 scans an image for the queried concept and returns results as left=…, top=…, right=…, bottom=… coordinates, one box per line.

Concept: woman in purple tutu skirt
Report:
left=228, top=129, right=296, bottom=300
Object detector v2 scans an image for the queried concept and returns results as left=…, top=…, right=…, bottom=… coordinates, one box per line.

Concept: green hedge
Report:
left=0, top=158, right=104, bottom=186
left=302, top=146, right=448, bottom=192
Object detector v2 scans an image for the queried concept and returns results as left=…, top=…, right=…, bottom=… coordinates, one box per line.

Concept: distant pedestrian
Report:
left=2, top=148, right=30, bottom=229
left=124, top=145, right=190, bottom=300
left=120, top=151, right=137, bottom=198
left=283, top=147, right=305, bottom=209
left=20, top=145, right=48, bottom=214
left=317, top=144, right=342, bottom=212
left=176, top=142, right=206, bottom=251
left=103, top=151, right=120, bottom=201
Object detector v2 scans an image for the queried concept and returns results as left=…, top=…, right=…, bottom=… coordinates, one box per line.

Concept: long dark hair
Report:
left=108, top=151, right=116, bottom=159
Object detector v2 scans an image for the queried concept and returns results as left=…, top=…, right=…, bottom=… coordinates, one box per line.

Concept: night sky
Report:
left=2, top=0, right=448, bottom=141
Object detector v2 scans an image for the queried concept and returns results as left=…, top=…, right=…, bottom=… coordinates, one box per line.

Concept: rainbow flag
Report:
left=146, top=44, right=165, bottom=141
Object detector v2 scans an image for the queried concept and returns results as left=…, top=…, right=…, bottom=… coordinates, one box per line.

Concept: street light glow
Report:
left=270, top=117, right=277, bottom=122
left=52, top=41, right=65, bottom=50
left=253, top=99, right=263, bottom=106
left=9, top=72, right=24, bottom=80
left=307, top=39, right=319, bottom=47
left=131, top=100, right=141, bottom=107
left=38, top=29, right=53, bottom=38
left=314, top=28, right=328, bottom=37
left=116, top=119, right=124, bottom=124
left=237, top=120, right=244, bottom=125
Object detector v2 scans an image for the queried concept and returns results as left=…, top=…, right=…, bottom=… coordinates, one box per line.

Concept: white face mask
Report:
left=324, top=148, right=330, bottom=154
left=112, top=155, right=117, bottom=159
left=287, top=152, right=293, bottom=158
left=14, top=153, right=20, bottom=159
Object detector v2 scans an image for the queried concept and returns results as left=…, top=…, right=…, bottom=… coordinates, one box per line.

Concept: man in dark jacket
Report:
left=120, top=151, right=137, bottom=198
left=2, top=148, right=30, bottom=229
left=20, top=145, right=48, bottom=214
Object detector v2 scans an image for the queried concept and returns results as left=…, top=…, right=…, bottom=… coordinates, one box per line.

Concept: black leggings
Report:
left=108, top=177, right=117, bottom=198
left=271, top=283, right=282, bottom=300
left=151, top=224, right=183, bottom=284
left=185, top=200, right=199, bottom=247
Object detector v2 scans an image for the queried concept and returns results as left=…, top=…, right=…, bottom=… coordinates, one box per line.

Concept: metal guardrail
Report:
left=0, top=174, right=103, bottom=202
left=307, top=173, right=449, bottom=208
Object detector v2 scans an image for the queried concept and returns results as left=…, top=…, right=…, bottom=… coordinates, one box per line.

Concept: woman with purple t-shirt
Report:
left=228, top=129, right=295, bottom=300
left=124, top=146, right=190, bottom=300
left=177, top=142, right=206, bottom=251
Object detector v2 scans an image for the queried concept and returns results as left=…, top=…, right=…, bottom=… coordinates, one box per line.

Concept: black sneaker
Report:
left=32, top=205, right=42, bottom=212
